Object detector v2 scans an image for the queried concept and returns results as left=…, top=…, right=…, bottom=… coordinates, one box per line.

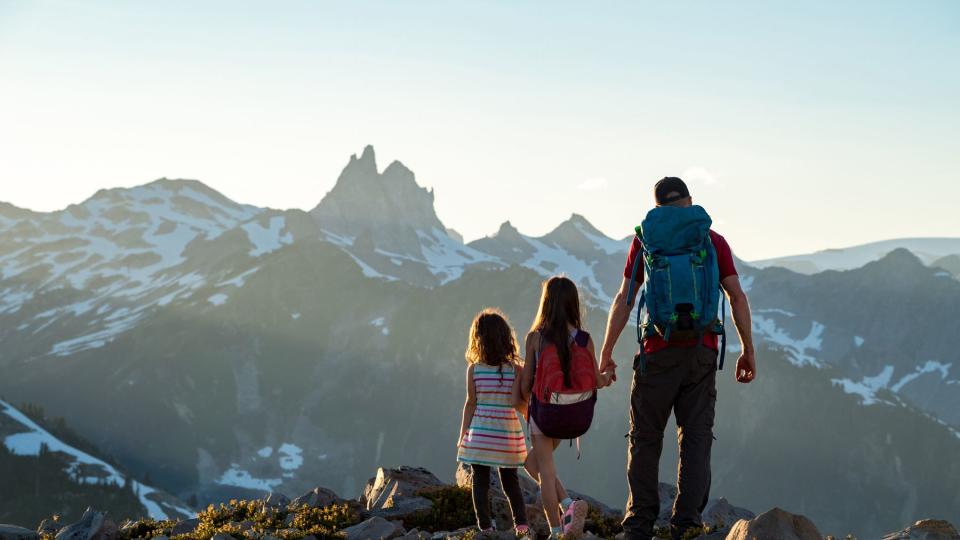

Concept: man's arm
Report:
left=721, top=275, right=756, bottom=383
left=599, top=277, right=640, bottom=380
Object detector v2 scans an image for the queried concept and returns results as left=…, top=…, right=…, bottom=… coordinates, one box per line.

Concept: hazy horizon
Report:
left=2, top=1, right=958, bottom=260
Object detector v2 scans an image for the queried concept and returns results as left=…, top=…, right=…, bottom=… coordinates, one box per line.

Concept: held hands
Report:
left=599, top=348, right=618, bottom=383
left=735, top=348, right=756, bottom=383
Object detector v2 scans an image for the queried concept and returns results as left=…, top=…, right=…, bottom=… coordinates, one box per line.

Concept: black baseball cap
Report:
left=654, top=177, right=690, bottom=205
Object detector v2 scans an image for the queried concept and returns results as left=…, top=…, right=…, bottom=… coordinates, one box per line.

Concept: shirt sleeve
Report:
left=711, top=232, right=738, bottom=280
left=622, top=236, right=645, bottom=283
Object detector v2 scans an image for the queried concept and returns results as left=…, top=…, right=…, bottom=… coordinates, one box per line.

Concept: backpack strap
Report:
left=625, top=235, right=643, bottom=306
left=718, top=286, right=727, bottom=371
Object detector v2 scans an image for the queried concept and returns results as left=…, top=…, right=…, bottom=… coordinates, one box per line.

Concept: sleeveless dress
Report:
left=456, top=363, right=528, bottom=468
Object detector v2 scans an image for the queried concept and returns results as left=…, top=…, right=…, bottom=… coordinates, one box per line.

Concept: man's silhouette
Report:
left=599, top=177, right=756, bottom=540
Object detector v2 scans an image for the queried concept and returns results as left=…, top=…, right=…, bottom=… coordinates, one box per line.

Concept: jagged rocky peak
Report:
left=311, top=145, right=447, bottom=253
left=494, top=220, right=522, bottom=238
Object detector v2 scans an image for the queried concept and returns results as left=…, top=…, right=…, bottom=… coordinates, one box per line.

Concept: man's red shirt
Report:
left=622, top=230, right=738, bottom=353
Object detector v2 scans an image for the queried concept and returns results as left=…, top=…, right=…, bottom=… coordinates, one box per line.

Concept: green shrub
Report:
left=584, top=507, right=622, bottom=539
left=402, top=486, right=475, bottom=532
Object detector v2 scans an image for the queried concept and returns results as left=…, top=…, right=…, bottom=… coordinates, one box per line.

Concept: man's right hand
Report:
left=735, top=349, right=756, bottom=383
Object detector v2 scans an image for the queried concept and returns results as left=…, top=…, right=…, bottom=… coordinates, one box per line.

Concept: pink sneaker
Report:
left=561, top=500, right=588, bottom=538
left=515, top=524, right=531, bottom=537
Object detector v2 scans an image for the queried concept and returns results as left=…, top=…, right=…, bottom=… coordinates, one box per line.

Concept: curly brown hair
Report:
left=465, top=308, right=521, bottom=373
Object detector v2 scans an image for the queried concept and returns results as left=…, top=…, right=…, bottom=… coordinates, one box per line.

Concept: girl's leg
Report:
left=470, top=464, right=493, bottom=530
left=531, top=434, right=562, bottom=528
left=525, top=448, right=568, bottom=506
left=497, top=467, right=528, bottom=527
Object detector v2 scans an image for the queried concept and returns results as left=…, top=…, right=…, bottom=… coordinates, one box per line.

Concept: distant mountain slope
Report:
left=1, top=145, right=958, bottom=539
left=736, top=249, right=960, bottom=429
left=0, top=399, right=192, bottom=524
left=749, top=237, right=960, bottom=274
left=932, top=254, right=960, bottom=278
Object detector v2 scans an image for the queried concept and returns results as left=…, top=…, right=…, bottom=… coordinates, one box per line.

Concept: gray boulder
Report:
left=342, top=516, right=404, bottom=540
left=0, top=524, right=39, bottom=540
left=361, top=467, right=442, bottom=519
left=701, top=498, right=755, bottom=532
left=170, top=519, right=199, bottom=537
left=882, top=519, right=960, bottom=540
left=725, top=507, right=822, bottom=540
left=54, top=509, right=111, bottom=540
left=264, top=492, right=291, bottom=508
left=292, top=486, right=344, bottom=508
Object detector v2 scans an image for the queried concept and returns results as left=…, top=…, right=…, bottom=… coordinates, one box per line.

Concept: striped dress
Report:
left=457, top=363, right=528, bottom=467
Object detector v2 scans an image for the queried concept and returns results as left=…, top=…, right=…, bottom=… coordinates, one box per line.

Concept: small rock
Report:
left=211, top=534, right=234, bottom=540
left=150, top=537, right=168, bottom=540
left=170, top=519, right=199, bottom=537
left=264, top=492, right=291, bottom=508
left=37, top=519, right=60, bottom=536
left=882, top=519, right=960, bottom=540
left=700, top=497, right=754, bottom=532
left=0, top=524, right=39, bottom=540
left=342, top=516, right=404, bottom=540
left=55, top=509, right=106, bottom=540
left=292, top=487, right=344, bottom=509
left=725, top=507, right=822, bottom=540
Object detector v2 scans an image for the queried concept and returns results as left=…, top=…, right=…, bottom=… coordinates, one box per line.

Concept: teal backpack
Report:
left=626, top=205, right=726, bottom=373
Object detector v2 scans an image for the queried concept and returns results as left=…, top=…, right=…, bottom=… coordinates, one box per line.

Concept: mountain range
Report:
left=1, top=145, right=958, bottom=538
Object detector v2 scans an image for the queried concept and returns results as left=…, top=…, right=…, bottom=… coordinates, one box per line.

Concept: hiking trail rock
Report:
left=292, top=486, right=345, bottom=508
left=882, top=519, right=960, bottom=540
left=725, top=507, right=822, bottom=540
left=169, top=519, right=199, bottom=537
left=701, top=497, right=755, bottom=532
left=362, top=466, right=442, bottom=519
left=342, top=516, right=404, bottom=540
left=0, top=525, right=39, bottom=540
left=53, top=509, right=114, bottom=540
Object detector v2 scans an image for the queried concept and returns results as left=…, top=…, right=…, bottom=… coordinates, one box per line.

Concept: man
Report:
left=598, top=177, right=756, bottom=540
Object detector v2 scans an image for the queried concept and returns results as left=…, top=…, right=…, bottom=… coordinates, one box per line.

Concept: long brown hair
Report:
left=530, top=276, right=582, bottom=388
left=465, top=308, right=521, bottom=377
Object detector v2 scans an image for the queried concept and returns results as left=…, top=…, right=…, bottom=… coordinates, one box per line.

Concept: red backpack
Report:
left=529, top=329, right=598, bottom=440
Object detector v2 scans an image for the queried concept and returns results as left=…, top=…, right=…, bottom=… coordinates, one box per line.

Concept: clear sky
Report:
left=1, top=1, right=958, bottom=260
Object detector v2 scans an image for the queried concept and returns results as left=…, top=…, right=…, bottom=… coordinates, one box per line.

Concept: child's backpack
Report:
left=625, top=205, right=727, bottom=373
left=528, top=330, right=597, bottom=440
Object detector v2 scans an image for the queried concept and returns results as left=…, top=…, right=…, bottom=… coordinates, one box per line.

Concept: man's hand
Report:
left=735, top=349, right=756, bottom=383
left=599, top=348, right=617, bottom=382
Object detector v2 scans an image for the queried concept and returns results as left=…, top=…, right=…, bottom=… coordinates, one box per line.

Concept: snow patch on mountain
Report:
left=216, top=465, right=282, bottom=491
left=208, top=293, right=229, bottom=306
left=854, top=336, right=865, bottom=347
left=832, top=366, right=895, bottom=405
left=244, top=216, right=294, bottom=257
left=752, top=315, right=824, bottom=367
left=50, top=311, right=145, bottom=356
left=1, top=399, right=192, bottom=520
left=521, top=238, right=609, bottom=303
left=891, top=361, right=953, bottom=392
left=278, top=443, right=303, bottom=471
left=573, top=220, right=625, bottom=255
left=217, top=267, right=260, bottom=288
left=416, top=228, right=500, bottom=284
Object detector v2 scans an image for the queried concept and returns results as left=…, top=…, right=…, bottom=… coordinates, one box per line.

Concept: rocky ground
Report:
left=0, top=465, right=957, bottom=540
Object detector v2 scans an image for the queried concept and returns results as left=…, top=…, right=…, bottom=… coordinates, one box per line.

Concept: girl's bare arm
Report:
left=458, top=364, right=477, bottom=446
left=518, top=331, right=538, bottom=403
left=511, top=360, right=528, bottom=416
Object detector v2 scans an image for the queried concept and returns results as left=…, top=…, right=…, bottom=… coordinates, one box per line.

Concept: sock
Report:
left=560, top=497, right=573, bottom=512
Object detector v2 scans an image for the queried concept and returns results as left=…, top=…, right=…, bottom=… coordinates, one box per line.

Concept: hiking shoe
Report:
left=515, top=525, right=531, bottom=537
left=561, top=499, right=588, bottom=538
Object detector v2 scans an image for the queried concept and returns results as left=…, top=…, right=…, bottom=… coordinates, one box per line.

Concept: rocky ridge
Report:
left=1, top=465, right=957, bottom=540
